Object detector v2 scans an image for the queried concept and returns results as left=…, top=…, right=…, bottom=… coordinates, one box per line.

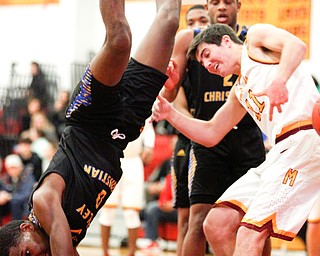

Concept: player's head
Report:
left=185, top=4, right=210, bottom=29
left=207, top=0, right=241, bottom=31
left=0, top=220, right=50, bottom=256
left=187, top=24, right=242, bottom=76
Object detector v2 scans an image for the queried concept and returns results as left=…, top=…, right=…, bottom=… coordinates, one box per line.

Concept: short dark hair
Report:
left=186, top=4, right=206, bottom=20
left=0, top=220, right=25, bottom=256
left=187, top=23, right=243, bottom=60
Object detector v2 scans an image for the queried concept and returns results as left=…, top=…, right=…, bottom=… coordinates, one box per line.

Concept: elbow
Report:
left=297, top=40, right=307, bottom=58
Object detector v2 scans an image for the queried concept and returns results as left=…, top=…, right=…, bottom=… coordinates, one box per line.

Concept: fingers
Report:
left=269, top=104, right=283, bottom=121
left=252, top=90, right=266, bottom=97
left=150, top=96, right=165, bottom=122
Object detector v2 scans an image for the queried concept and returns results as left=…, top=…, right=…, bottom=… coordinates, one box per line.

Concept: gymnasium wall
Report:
left=0, top=0, right=319, bottom=91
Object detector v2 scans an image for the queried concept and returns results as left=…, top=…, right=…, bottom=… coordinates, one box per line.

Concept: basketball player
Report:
left=161, top=1, right=266, bottom=255
left=162, top=4, right=210, bottom=256
left=184, top=4, right=209, bottom=30
left=0, top=0, right=181, bottom=255
left=151, top=23, right=320, bottom=256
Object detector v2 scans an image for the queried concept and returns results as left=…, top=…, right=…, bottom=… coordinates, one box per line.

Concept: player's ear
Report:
left=237, top=1, right=241, bottom=12
left=222, top=35, right=232, bottom=46
left=20, top=222, right=35, bottom=232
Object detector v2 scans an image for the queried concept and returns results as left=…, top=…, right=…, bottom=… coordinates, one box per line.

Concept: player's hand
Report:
left=151, top=95, right=172, bottom=122
left=164, top=59, right=180, bottom=91
left=254, top=80, right=288, bottom=121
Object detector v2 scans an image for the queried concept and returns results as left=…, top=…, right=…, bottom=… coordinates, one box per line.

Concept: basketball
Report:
left=312, top=98, right=320, bottom=136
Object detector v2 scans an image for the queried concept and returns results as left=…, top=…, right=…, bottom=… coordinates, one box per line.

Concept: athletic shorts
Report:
left=66, top=58, right=168, bottom=150
left=215, top=129, right=320, bottom=241
left=189, top=125, right=265, bottom=205
left=171, top=134, right=191, bottom=208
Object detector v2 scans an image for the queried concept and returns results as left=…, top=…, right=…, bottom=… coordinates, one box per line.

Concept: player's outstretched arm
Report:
left=152, top=88, right=247, bottom=147
left=32, top=173, right=74, bottom=256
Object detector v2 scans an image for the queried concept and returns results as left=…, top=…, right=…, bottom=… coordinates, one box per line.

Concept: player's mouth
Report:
left=217, top=14, right=228, bottom=23
left=208, top=63, right=219, bottom=74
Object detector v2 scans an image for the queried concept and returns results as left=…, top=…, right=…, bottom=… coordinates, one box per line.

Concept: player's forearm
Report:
left=276, top=36, right=307, bottom=84
left=160, top=86, right=180, bottom=103
left=49, top=229, right=74, bottom=256
left=167, top=108, right=217, bottom=147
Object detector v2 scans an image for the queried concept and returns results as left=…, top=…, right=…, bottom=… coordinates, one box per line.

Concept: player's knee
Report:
left=203, top=212, right=225, bottom=240
left=99, top=207, right=117, bottom=226
left=108, top=21, right=132, bottom=53
left=123, top=209, right=141, bottom=229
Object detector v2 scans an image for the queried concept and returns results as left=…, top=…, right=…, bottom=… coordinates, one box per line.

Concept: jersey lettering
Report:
left=245, top=89, right=265, bottom=121
left=96, top=190, right=107, bottom=209
left=282, top=168, right=298, bottom=187
left=204, top=91, right=229, bottom=102
left=84, top=164, right=117, bottom=191
left=76, top=204, right=94, bottom=228
left=223, top=74, right=234, bottom=87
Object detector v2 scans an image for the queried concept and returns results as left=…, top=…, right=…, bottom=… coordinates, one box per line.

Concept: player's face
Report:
left=9, top=224, right=51, bottom=256
left=207, top=0, right=240, bottom=28
left=186, top=8, right=210, bottom=29
left=196, top=41, right=232, bottom=77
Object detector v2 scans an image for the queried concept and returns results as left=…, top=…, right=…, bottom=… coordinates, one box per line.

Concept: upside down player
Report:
left=0, top=0, right=181, bottom=255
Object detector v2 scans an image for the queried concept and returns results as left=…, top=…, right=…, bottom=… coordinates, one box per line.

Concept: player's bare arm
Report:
left=160, top=29, right=194, bottom=102
left=173, top=87, right=193, bottom=117
left=248, top=24, right=307, bottom=120
left=152, top=86, right=246, bottom=147
left=32, top=174, right=75, bottom=256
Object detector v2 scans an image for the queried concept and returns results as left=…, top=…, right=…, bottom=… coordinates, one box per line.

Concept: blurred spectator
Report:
left=41, top=140, right=58, bottom=172
left=30, top=111, right=58, bottom=144
left=14, top=137, right=42, bottom=182
left=144, top=158, right=170, bottom=204
left=21, top=97, right=43, bottom=132
left=0, top=154, right=35, bottom=222
left=144, top=135, right=177, bottom=203
left=141, top=173, right=177, bottom=253
left=48, top=90, right=70, bottom=139
left=28, top=61, right=49, bottom=109
left=21, top=128, right=51, bottom=163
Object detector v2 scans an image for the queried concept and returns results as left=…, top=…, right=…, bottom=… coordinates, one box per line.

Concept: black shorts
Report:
left=171, top=134, right=191, bottom=208
left=189, top=126, right=265, bottom=205
left=66, top=58, right=168, bottom=150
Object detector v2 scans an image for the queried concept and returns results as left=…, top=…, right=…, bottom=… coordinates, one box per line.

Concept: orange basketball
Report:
left=312, top=98, right=320, bottom=136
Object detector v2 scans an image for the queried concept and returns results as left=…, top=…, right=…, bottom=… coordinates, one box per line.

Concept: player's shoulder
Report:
left=176, top=28, right=195, bottom=40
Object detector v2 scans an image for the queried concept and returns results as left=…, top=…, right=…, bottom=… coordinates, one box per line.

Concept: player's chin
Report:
left=207, top=68, right=220, bottom=76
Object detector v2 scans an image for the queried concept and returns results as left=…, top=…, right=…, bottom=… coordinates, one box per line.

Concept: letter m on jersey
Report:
left=282, top=168, right=298, bottom=187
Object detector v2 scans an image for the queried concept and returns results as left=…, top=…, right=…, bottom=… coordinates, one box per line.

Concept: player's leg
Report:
left=90, top=0, right=132, bottom=86
left=306, top=195, right=320, bottom=256
left=123, top=209, right=140, bottom=256
left=234, top=226, right=269, bottom=256
left=99, top=207, right=118, bottom=256
left=172, top=136, right=191, bottom=256
left=133, top=0, right=181, bottom=74
left=122, top=157, right=144, bottom=256
left=177, top=207, right=189, bottom=256
left=182, top=203, right=212, bottom=256
left=203, top=206, right=243, bottom=256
